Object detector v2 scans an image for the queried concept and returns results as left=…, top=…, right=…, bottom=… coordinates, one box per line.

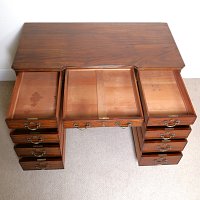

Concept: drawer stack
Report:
left=13, top=126, right=65, bottom=170
left=132, top=127, right=183, bottom=165
left=133, top=69, right=196, bottom=166
left=6, top=72, right=65, bottom=170
left=132, top=126, right=191, bottom=165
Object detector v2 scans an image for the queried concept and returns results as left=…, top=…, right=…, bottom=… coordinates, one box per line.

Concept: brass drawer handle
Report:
left=156, top=144, right=171, bottom=152
left=32, top=150, right=46, bottom=157
left=73, top=122, right=91, bottom=131
left=127, top=122, right=133, bottom=127
left=115, top=121, right=126, bottom=129
left=24, top=121, right=40, bottom=130
left=27, top=136, right=43, bottom=144
left=35, top=162, right=47, bottom=170
left=160, top=132, right=175, bottom=140
left=85, top=122, right=91, bottom=128
left=115, top=121, right=132, bottom=129
left=154, top=157, right=168, bottom=165
left=163, top=120, right=180, bottom=128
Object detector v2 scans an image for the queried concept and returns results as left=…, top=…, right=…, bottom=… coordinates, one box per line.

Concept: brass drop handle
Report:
left=115, top=121, right=132, bottom=129
left=154, top=157, right=168, bottom=165
left=85, top=122, right=91, bottom=128
left=24, top=121, right=40, bottom=130
left=27, top=136, right=43, bottom=144
left=115, top=122, right=126, bottom=129
left=163, top=120, right=180, bottom=128
left=32, top=149, right=46, bottom=157
left=73, top=122, right=91, bottom=131
left=157, top=144, right=171, bottom=152
left=35, top=162, right=47, bottom=170
left=160, top=132, right=175, bottom=140
left=127, top=122, right=133, bottom=127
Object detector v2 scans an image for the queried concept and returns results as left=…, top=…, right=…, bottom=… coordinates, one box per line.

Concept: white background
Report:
left=0, top=0, right=200, bottom=80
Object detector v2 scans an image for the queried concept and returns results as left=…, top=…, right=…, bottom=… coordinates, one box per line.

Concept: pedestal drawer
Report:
left=136, top=70, right=196, bottom=127
left=19, top=157, right=64, bottom=170
left=139, top=153, right=183, bottom=166
left=6, top=71, right=62, bottom=129
left=14, top=144, right=61, bottom=158
left=10, top=129, right=60, bottom=144
left=139, top=139, right=187, bottom=153
left=143, top=126, right=191, bottom=140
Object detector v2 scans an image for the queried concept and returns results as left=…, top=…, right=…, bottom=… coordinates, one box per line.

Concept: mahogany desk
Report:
left=6, top=23, right=196, bottom=170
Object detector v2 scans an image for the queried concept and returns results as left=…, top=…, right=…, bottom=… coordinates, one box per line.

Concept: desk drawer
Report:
left=139, top=153, right=183, bottom=166
left=19, top=157, right=64, bottom=170
left=15, top=144, right=61, bottom=157
left=64, top=119, right=140, bottom=128
left=63, top=67, right=143, bottom=128
left=10, top=129, right=60, bottom=144
left=6, top=72, right=62, bottom=129
left=141, top=140, right=187, bottom=153
left=143, top=126, right=191, bottom=140
left=137, top=70, right=196, bottom=127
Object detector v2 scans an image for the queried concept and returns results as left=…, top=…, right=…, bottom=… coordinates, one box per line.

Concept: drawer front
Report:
left=10, top=129, right=60, bottom=144
left=6, top=72, right=62, bottom=129
left=139, top=153, right=182, bottom=166
left=141, top=140, right=187, bottom=153
left=137, top=70, right=196, bottom=126
left=144, top=126, right=191, bottom=140
left=6, top=119, right=57, bottom=129
left=147, top=117, right=196, bottom=127
left=15, top=145, right=61, bottom=158
left=11, top=134, right=60, bottom=144
left=19, top=158, right=64, bottom=170
left=64, top=119, right=142, bottom=129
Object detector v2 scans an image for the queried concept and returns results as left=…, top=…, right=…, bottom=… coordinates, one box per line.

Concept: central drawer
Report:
left=63, top=67, right=143, bottom=128
left=6, top=72, right=62, bottom=129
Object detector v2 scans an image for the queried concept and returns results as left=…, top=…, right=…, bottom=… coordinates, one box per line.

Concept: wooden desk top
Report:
left=13, top=23, right=184, bottom=71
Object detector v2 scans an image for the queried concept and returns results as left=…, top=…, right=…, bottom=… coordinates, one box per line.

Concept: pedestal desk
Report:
left=6, top=23, right=196, bottom=170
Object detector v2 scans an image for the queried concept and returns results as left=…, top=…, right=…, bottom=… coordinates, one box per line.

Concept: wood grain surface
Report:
left=12, top=23, right=184, bottom=71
